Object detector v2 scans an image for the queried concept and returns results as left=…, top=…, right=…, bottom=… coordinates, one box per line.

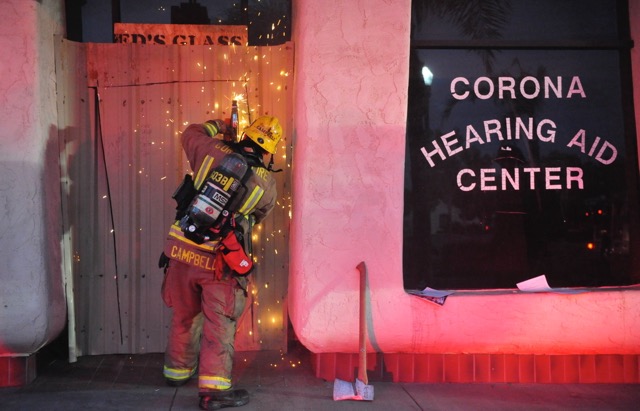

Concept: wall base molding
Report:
left=0, top=355, right=37, bottom=388
left=312, top=352, right=640, bottom=383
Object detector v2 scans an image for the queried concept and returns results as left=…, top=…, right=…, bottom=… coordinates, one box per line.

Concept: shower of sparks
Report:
left=82, top=37, right=293, bottom=349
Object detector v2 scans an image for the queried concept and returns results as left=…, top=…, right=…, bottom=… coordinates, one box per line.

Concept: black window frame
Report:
left=403, top=0, right=640, bottom=291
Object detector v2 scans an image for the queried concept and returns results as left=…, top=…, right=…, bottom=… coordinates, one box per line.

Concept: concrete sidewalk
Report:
left=1, top=345, right=638, bottom=410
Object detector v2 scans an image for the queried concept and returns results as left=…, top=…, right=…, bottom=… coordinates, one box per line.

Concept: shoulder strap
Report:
left=193, top=155, right=215, bottom=190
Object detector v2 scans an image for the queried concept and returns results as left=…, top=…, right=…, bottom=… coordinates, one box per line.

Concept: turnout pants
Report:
left=162, top=258, right=247, bottom=392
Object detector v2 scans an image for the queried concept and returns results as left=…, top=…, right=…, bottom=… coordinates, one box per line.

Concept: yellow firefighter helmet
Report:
left=243, top=116, right=282, bottom=154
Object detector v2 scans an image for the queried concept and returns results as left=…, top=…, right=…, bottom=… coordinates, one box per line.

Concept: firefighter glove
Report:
left=203, top=119, right=228, bottom=137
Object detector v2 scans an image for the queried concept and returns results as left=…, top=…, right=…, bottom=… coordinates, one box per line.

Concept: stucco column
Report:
left=0, top=0, right=66, bottom=386
left=290, top=0, right=412, bottom=351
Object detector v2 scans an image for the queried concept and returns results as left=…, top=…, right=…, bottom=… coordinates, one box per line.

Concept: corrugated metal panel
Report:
left=56, top=40, right=292, bottom=355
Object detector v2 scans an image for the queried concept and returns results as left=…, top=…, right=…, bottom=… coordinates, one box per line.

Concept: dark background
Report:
left=65, top=0, right=291, bottom=45
left=404, top=0, right=639, bottom=290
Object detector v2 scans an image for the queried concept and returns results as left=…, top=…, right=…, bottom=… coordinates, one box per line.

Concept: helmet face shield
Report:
left=243, top=116, right=282, bottom=154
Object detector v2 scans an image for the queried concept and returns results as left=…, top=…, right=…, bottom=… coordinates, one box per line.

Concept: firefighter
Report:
left=160, top=116, right=282, bottom=410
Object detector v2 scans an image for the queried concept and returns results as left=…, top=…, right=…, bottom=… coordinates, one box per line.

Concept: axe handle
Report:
left=357, top=261, right=368, bottom=385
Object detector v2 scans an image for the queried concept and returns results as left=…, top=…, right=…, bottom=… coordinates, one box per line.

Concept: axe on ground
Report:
left=332, top=261, right=374, bottom=401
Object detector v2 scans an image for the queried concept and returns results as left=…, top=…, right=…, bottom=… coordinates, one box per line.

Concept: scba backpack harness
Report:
left=168, top=146, right=264, bottom=276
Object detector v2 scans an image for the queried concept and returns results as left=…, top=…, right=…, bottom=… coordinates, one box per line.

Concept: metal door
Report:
left=55, top=38, right=293, bottom=356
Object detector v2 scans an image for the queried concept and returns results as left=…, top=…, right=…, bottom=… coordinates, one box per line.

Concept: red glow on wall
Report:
left=0, top=342, right=37, bottom=387
left=312, top=352, right=640, bottom=383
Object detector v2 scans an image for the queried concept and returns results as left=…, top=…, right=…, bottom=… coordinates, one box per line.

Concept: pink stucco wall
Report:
left=0, top=0, right=66, bottom=356
left=289, top=0, right=640, bottom=355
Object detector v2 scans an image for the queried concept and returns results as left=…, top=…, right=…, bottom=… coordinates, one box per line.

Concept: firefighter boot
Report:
left=199, top=389, right=250, bottom=410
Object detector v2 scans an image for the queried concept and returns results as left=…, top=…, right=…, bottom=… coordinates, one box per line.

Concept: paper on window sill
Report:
left=417, top=287, right=453, bottom=298
left=408, top=287, right=454, bottom=306
left=517, top=275, right=587, bottom=294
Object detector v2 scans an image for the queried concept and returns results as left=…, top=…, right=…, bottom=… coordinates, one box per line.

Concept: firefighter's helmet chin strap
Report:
left=237, top=139, right=283, bottom=172
left=267, top=154, right=283, bottom=173
left=239, top=144, right=265, bottom=167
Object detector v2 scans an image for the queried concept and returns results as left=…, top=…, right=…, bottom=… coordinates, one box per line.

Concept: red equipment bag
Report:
left=219, top=230, right=253, bottom=275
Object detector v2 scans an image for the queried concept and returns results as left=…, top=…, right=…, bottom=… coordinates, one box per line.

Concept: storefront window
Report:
left=404, top=0, right=639, bottom=289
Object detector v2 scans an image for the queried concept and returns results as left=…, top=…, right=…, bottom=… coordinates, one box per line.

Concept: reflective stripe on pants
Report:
left=163, top=364, right=197, bottom=382
left=199, top=375, right=232, bottom=390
